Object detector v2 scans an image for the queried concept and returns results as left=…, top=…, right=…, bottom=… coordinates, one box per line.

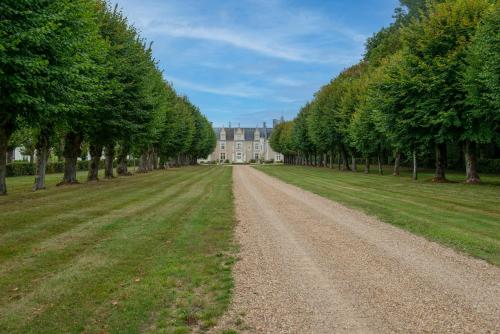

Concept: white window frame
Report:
left=254, top=153, right=259, bottom=160
left=236, top=152, right=242, bottom=160
left=220, top=153, right=226, bottom=161
left=275, top=153, right=282, bottom=161
left=254, top=143, right=260, bottom=151
left=236, top=142, right=242, bottom=150
left=220, top=141, right=225, bottom=150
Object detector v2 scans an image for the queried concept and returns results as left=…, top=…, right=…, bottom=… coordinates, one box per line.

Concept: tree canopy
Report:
left=0, top=0, right=215, bottom=195
left=270, top=0, right=499, bottom=183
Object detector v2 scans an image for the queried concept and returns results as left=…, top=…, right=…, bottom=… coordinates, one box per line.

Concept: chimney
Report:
left=229, top=122, right=231, bottom=129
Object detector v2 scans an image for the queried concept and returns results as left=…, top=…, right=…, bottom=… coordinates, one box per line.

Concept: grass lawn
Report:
left=0, top=166, right=236, bottom=333
left=256, top=165, right=500, bottom=266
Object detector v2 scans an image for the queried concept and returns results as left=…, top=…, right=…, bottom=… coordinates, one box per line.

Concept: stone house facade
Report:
left=206, top=121, right=283, bottom=163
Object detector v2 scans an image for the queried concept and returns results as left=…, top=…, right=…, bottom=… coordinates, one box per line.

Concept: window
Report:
left=220, top=153, right=226, bottom=161
left=220, top=142, right=225, bottom=150
left=275, top=153, right=282, bottom=161
left=220, top=131, right=226, bottom=141
left=236, top=142, right=242, bottom=150
left=236, top=152, right=242, bottom=160
left=235, top=130, right=244, bottom=141
left=254, top=143, right=260, bottom=151
left=254, top=153, right=259, bottom=160
left=254, top=131, right=260, bottom=141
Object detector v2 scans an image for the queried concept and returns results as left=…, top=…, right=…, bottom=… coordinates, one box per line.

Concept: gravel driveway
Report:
left=212, top=165, right=500, bottom=333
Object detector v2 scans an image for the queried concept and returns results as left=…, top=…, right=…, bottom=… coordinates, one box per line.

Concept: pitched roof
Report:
left=213, top=127, right=273, bottom=141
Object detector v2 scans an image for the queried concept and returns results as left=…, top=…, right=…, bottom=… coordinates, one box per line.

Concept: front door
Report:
left=236, top=151, right=243, bottom=163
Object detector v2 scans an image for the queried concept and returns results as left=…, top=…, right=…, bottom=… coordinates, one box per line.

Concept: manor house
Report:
left=207, top=120, right=283, bottom=163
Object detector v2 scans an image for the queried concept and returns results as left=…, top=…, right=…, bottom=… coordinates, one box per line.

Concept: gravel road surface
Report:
left=213, top=166, right=500, bottom=333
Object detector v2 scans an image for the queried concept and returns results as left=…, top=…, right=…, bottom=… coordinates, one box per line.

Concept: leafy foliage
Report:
left=0, top=0, right=215, bottom=194
left=270, top=0, right=498, bottom=183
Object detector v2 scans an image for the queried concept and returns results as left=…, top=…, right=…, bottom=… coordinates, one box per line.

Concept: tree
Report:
left=270, top=121, right=295, bottom=164
left=395, top=0, right=491, bottom=182
left=50, top=0, right=108, bottom=186
left=0, top=0, right=56, bottom=194
left=461, top=2, right=500, bottom=183
left=292, top=103, right=316, bottom=166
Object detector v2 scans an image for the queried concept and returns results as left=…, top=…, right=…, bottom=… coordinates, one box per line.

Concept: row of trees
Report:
left=270, top=0, right=499, bottom=183
left=0, top=0, right=216, bottom=195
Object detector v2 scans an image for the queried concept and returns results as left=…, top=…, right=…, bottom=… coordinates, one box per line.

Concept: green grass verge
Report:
left=256, top=165, right=500, bottom=266
left=0, top=166, right=236, bottom=333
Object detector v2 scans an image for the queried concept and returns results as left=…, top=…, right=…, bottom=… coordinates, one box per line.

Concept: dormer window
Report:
left=220, top=129, right=226, bottom=141
left=254, top=129, right=260, bottom=141
left=235, top=129, right=244, bottom=141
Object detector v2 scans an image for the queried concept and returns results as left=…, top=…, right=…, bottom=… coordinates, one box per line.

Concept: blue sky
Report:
left=112, top=0, right=400, bottom=127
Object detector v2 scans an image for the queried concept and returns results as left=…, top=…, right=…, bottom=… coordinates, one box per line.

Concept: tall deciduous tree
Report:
left=461, top=2, right=500, bottom=183
left=395, top=0, right=491, bottom=181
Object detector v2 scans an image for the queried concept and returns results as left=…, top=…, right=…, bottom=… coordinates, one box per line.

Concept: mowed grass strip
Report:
left=256, top=165, right=500, bottom=266
left=0, top=166, right=236, bottom=333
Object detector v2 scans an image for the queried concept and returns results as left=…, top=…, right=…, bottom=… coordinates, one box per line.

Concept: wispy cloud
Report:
left=111, top=0, right=395, bottom=125
left=271, top=76, right=305, bottom=87
left=168, top=76, right=271, bottom=98
left=149, top=23, right=326, bottom=63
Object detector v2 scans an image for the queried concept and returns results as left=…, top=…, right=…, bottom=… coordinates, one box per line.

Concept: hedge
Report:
left=6, top=159, right=140, bottom=177
left=478, top=159, right=500, bottom=174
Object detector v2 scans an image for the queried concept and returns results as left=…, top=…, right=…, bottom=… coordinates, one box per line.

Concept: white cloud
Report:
left=272, top=76, right=304, bottom=87
left=148, top=23, right=322, bottom=63
left=168, top=76, right=271, bottom=98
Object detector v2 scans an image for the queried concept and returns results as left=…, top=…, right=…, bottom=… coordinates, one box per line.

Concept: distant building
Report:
left=207, top=121, right=283, bottom=163
left=6, top=148, right=30, bottom=162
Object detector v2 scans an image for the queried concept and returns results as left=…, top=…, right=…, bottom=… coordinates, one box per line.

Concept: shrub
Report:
left=478, top=159, right=500, bottom=174
left=6, top=162, right=35, bottom=177
left=6, top=158, right=141, bottom=177
left=249, top=159, right=256, bottom=163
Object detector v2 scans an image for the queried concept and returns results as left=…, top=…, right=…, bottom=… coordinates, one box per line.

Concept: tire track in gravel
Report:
left=212, top=165, right=500, bottom=333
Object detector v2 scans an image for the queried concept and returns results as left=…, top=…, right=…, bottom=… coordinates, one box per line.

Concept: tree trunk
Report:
left=464, top=141, right=480, bottom=184
left=412, top=150, right=418, bottom=181
left=433, top=143, right=446, bottom=182
left=87, top=143, right=102, bottom=182
left=393, top=150, right=401, bottom=176
left=329, top=150, right=333, bottom=169
left=117, top=144, right=130, bottom=176
left=364, top=157, right=370, bottom=173
left=148, top=149, right=154, bottom=171
left=351, top=155, right=357, bottom=172
left=33, top=130, right=50, bottom=190
left=59, top=132, right=82, bottom=185
left=340, top=145, right=349, bottom=171
left=138, top=152, right=149, bottom=173
left=0, top=123, right=14, bottom=195
left=377, top=147, right=383, bottom=175
left=117, top=154, right=129, bottom=175
left=152, top=150, right=159, bottom=170
left=104, top=144, right=115, bottom=179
